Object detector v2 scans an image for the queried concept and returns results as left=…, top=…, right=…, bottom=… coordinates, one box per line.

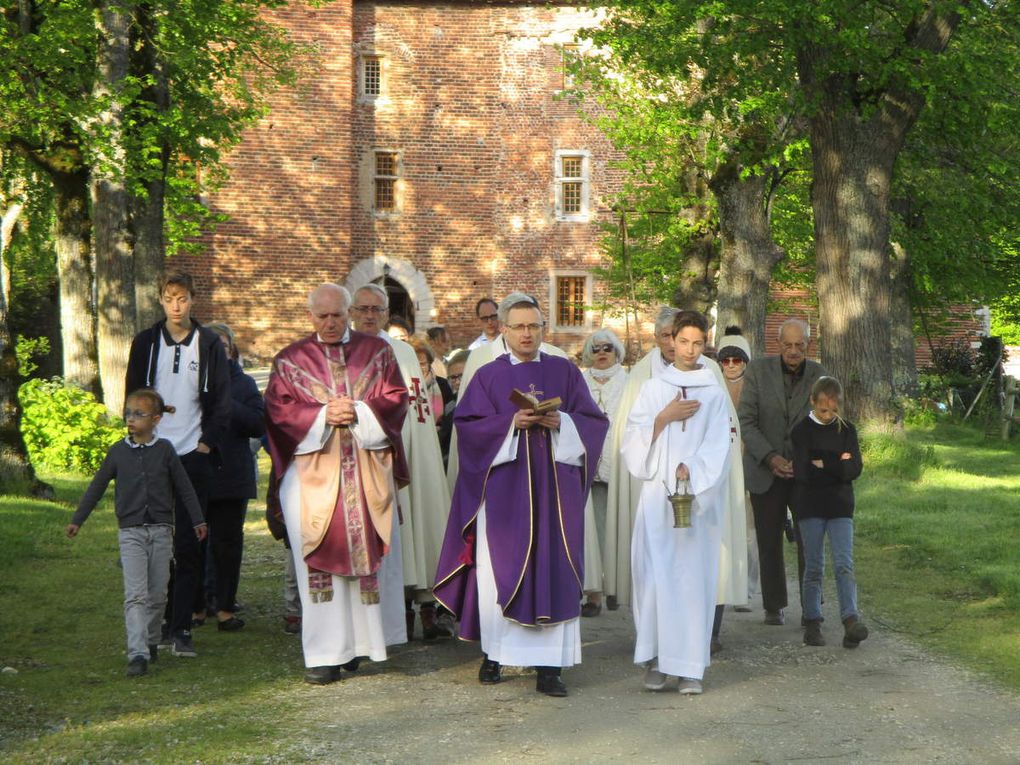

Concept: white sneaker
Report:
left=643, top=661, right=668, bottom=691
left=677, top=677, right=703, bottom=695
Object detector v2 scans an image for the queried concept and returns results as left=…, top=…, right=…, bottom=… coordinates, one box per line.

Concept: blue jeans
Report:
left=798, top=517, right=858, bottom=623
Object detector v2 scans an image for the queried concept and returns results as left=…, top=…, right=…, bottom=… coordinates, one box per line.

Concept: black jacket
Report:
left=210, top=359, right=265, bottom=500
left=125, top=319, right=232, bottom=451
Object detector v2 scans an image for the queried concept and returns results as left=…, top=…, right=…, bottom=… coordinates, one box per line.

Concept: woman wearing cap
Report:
left=715, top=326, right=759, bottom=611
left=579, top=328, right=629, bottom=617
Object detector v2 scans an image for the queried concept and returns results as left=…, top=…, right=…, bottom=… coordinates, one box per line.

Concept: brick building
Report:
left=180, top=0, right=626, bottom=361
left=180, top=0, right=987, bottom=367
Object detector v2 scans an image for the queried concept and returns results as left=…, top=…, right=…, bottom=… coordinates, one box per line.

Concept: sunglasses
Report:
left=719, top=357, right=745, bottom=366
left=591, top=344, right=614, bottom=354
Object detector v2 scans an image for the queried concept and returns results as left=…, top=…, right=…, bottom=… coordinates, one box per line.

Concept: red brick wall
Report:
left=180, top=1, right=624, bottom=361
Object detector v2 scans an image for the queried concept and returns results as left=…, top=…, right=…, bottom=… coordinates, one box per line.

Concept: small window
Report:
left=561, top=44, right=579, bottom=89
left=374, top=151, right=399, bottom=212
left=555, top=151, right=590, bottom=221
left=556, top=276, right=587, bottom=327
left=362, top=56, right=382, bottom=97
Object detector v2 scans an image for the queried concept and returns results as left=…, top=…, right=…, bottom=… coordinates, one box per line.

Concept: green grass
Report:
left=2, top=425, right=1020, bottom=760
left=855, top=421, right=1020, bottom=689
left=0, top=457, right=317, bottom=763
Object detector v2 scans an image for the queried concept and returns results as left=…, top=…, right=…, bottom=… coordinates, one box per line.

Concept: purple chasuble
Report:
left=433, top=353, right=608, bottom=639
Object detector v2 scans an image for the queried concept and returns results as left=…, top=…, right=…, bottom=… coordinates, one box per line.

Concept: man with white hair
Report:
left=738, top=318, right=826, bottom=626
left=264, top=283, right=409, bottom=684
left=604, top=307, right=748, bottom=632
left=350, top=283, right=453, bottom=641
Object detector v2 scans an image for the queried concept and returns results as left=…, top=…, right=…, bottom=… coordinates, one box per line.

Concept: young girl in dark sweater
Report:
left=791, top=377, right=868, bottom=649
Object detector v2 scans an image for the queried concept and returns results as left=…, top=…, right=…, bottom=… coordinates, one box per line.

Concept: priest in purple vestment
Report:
left=265, top=283, right=409, bottom=685
left=433, top=295, right=608, bottom=697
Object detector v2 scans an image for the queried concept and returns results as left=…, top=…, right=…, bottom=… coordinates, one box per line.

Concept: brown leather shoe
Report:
left=803, top=620, right=825, bottom=646
left=842, top=616, right=869, bottom=648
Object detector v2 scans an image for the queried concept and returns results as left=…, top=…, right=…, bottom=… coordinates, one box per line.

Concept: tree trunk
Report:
left=711, top=164, right=785, bottom=358
left=672, top=169, right=718, bottom=314
left=807, top=115, right=897, bottom=421
left=92, top=0, right=136, bottom=416
left=0, top=232, right=50, bottom=497
left=52, top=168, right=101, bottom=395
left=131, top=1, right=169, bottom=330
left=889, top=242, right=918, bottom=398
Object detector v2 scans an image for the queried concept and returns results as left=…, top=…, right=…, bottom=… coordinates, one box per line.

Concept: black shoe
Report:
left=804, top=620, right=826, bottom=646
left=478, top=655, right=502, bottom=685
left=126, top=656, right=148, bottom=678
left=842, top=616, right=869, bottom=649
left=148, top=644, right=158, bottom=663
left=171, top=630, right=198, bottom=658
left=305, top=665, right=342, bottom=685
left=606, top=595, right=619, bottom=611
left=580, top=601, right=602, bottom=618
left=342, top=657, right=361, bottom=673
left=217, top=616, right=246, bottom=632
left=536, top=667, right=568, bottom=697
left=764, top=610, right=785, bottom=626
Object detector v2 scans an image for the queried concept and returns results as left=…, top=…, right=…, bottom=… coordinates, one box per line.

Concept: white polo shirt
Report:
left=154, top=326, right=202, bottom=455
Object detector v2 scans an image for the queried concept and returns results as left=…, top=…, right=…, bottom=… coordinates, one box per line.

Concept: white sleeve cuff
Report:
left=350, top=401, right=390, bottom=450
left=294, top=406, right=330, bottom=455
left=552, top=412, right=585, bottom=466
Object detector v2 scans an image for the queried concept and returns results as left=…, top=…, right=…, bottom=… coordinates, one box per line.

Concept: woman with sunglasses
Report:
left=715, top=327, right=760, bottom=619
left=580, top=328, right=629, bottom=617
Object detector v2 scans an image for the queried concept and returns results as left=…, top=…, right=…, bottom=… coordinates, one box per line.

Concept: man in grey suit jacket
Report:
left=737, top=319, right=826, bottom=625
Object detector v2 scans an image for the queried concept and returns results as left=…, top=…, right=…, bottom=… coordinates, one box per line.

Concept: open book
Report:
left=509, top=388, right=562, bottom=414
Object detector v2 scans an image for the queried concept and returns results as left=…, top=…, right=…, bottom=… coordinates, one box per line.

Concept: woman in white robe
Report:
left=622, top=311, right=731, bottom=695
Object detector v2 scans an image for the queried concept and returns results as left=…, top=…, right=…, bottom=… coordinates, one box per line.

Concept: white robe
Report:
left=447, top=336, right=603, bottom=594
left=382, top=334, right=452, bottom=592
left=281, top=403, right=406, bottom=667
left=476, top=399, right=586, bottom=668
left=606, top=349, right=747, bottom=607
left=622, top=366, right=731, bottom=680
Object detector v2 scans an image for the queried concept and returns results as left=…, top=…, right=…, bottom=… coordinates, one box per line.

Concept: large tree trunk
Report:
left=889, top=242, right=918, bottom=397
left=797, top=9, right=961, bottom=421
left=92, top=0, right=136, bottom=416
left=52, top=168, right=101, bottom=395
left=131, top=1, right=169, bottom=330
left=808, top=117, right=897, bottom=421
left=671, top=169, right=718, bottom=314
left=711, top=164, right=785, bottom=358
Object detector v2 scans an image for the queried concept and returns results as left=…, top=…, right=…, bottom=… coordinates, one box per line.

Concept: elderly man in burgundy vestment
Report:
left=434, top=296, right=608, bottom=697
left=265, top=283, right=409, bottom=685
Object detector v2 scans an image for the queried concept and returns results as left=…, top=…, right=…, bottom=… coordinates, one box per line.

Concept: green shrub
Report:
left=19, top=377, right=125, bottom=474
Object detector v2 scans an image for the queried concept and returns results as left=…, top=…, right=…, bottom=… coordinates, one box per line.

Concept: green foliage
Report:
left=859, top=423, right=939, bottom=482
left=18, top=378, right=124, bottom=474
left=15, top=335, right=51, bottom=377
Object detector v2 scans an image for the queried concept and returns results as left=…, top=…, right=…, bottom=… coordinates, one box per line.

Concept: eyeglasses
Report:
left=591, top=344, right=614, bottom=354
left=479, top=313, right=499, bottom=322
left=719, top=357, right=745, bottom=366
left=506, top=323, right=544, bottom=333
left=124, top=409, right=154, bottom=420
left=352, top=305, right=386, bottom=314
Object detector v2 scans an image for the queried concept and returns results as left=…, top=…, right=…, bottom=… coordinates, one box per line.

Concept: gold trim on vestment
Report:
left=500, top=427, right=536, bottom=612
left=550, top=426, right=582, bottom=590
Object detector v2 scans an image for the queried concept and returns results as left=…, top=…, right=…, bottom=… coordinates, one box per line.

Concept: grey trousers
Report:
left=283, top=547, right=301, bottom=617
left=119, top=525, right=173, bottom=661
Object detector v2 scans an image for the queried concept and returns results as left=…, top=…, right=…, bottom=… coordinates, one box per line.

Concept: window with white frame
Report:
left=555, top=150, right=590, bottom=221
left=550, top=271, right=592, bottom=330
left=359, top=55, right=383, bottom=99
left=373, top=151, right=400, bottom=213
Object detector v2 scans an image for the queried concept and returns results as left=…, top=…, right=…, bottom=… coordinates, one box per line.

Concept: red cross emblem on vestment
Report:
left=409, top=377, right=430, bottom=424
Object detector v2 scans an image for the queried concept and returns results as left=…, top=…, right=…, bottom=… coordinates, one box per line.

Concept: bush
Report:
left=19, top=377, right=124, bottom=474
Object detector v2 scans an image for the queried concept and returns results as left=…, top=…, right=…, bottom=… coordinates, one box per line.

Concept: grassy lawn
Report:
left=855, top=421, right=1020, bottom=689
left=1, top=423, right=1019, bottom=761
left=0, top=457, right=316, bottom=763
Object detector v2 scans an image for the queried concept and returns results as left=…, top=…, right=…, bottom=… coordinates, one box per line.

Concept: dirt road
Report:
left=270, top=595, right=1020, bottom=764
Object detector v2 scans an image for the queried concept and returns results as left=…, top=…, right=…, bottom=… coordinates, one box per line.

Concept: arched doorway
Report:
left=372, top=275, right=414, bottom=330
left=344, top=256, right=438, bottom=332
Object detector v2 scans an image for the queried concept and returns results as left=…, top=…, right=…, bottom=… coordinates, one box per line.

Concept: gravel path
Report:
left=273, top=592, right=1020, bottom=764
